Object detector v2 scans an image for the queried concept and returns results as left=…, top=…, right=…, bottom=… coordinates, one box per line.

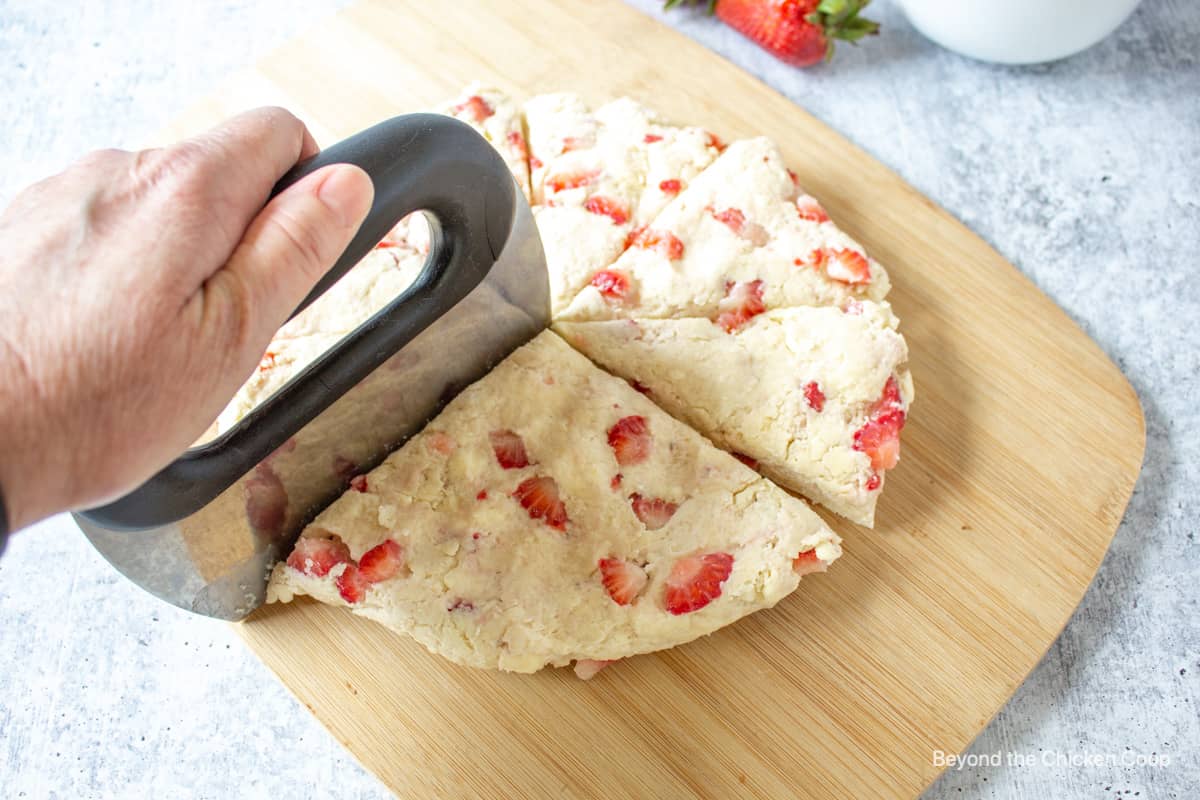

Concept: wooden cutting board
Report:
left=161, top=1, right=1145, bottom=797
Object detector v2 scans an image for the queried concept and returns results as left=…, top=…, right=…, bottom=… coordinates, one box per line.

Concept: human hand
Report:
left=0, top=107, right=374, bottom=531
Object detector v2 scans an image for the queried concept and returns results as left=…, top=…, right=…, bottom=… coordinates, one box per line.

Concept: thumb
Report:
left=221, top=163, right=374, bottom=337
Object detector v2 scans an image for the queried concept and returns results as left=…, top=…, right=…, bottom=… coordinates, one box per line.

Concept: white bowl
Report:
left=895, top=0, right=1142, bottom=65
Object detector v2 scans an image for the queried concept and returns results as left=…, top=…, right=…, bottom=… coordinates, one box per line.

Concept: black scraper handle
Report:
left=80, top=114, right=518, bottom=530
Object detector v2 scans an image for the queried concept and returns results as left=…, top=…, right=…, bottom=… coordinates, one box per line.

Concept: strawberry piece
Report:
left=712, top=207, right=747, bottom=234
left=506, top=130, right=529, bottom=158
left=584, top=195, right=630, bottom=225
left=664, top=552, right=734, bottom=615
left=705, top=131, right=726, bottom=151
left=336, top=564, right=371, bottom=604
left=573, top=659, right=616, bottom=680
left=453, top=95, right=494, bottom=123
left=426, top=430, right=456, bottom=455
left=287, top=532, right=351, bottom=578
left=644, top=133, right=663, bottom=144
left=803, top=381, right=825, bottom=412
left=667, top=0, right=879, bottom=68
left=793, top=549, right=829, bottom=577
left=448, top=598, right=474, bottom=612
left=512, top=476, right=569, bottom=531
left=590, top=269, right=634, bottom=302
left=798, top=248, right=826, bottom=271
left=476, top=489, right=488, bottom=501
left=876, top=375, right=903, bottom=413
left=545, top=169, right=599, bottom=193
left=610, top=474, right=623, bottom=491
left=627, top=227, right=684, bottom=260
left=659, top=178, right=682, bottom=195
left=853, top=409, right=906, bottom=471
left=842, top=299, right=864, bottom=315
left=529, top=155, right=544, bottom=170
left=245, top=464, right=287, bottom=538
left=561, top=135, right=592, bottom=153
left=374, top=240, right=400, bottom=249
left=358, top=539, right=405, bottom=583
left=795, top=195, right=830, bottom=223
left=732, top=452, right=759, bottom=470
left=865, top=473, right=881, bottom=492
left=258, top=351, right=277, bottom=372
left=607, top=415, right=651, bottom=466
left=349, top=474, right=369, bottom=493
left=825, top=248, right=872, bottom=285
left=489, top=429, right=530, bottom=469
left=714, top=279, right=766, bottom=333
left=598, top=558, right=648, bottom=605
left=630, top=494, right=678, bottom=530
left=786, top=168, right=800, bottom=190
left=628, top=379, right=651, bottom=395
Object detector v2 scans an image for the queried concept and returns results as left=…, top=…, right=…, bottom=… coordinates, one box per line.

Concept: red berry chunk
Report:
left=584, top=195, right=629, bottom=225
left=628, top=379, right=651, bottom=395
left=358, top=539, right=405, bottom=583
left=659, top=178, right=682, bottom=195
left=854, top=410, right=905, bottom=472
left=512, top=476, right=568, bottom=531
left=349, top=474, right=369, bottom=493
left=664, top=552, right=734, bottom=615
left=627, top=227, right=684, bottom=260
left=426, top=430, right=456, bottom=455
left=792, top=549, right=829, bottom=577
left=286, top=531, right=351, bottom=578
left=598, top=558, right=648, bottom=606
left=453, top=95, right=494, bottom=123
left=610, top=474, right=623, bottom=491
left=336, top=564, right=371, bottom=604
left=732, top=452, right=760, bottom=470
left=795, top=195, right=830, bottom=223
left=607, top=415, right=651, bottom=466
left=865, top=473, right=882, bottom=492
left=630, top=494, right=678, bottom=530
left=643, top=133, right=663, bottom=144
left=476, top=489, right=488, bottom=501
left=824, top=248, right=872, bottom=285
left=529, top=155, right=543, bottom=170
left=712, top=207, right=746, bottom=234
left=705, top=131, right=726, bottom=151
left=489, top=429, right=530, bottom=469
left=591, top=269, right=633, bottom=301
left=545, top=169, right=599, bottom=193
left=803, top=381, right=825, bottom=412
left=506, top=130, right=529, bottom=158
left=714, top=280, right=766, bottom=333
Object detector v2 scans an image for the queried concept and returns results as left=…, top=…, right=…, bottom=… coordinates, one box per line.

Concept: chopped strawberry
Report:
left=573, top=659, right=615, bottom=680
left=374, top=240, right=400, bottom=249
left=793, top=549, right=829, bottom=577
left=590, top=269, right=634, bottom=302
left=732, top=452, right=759, bottom=470
left=607, top=415, right=651, bottom=466
left=842, top=299, right=864, bottom=315
left=795, top=195, right=830, bottom=223
left=803, top=381, right=825, bottom=412
left=489, top=429, right=530, bottom=469
left=512, top=476, right=569, bottom=531
left=336, top=564, right=371, bottom=604
left=659, top=178, right=682, bottom=195
left=712, top=207, right=747, bottom=234
left=561, top=135, right=591, bottom=153
left=643, top=133, right=663, bottom=144
left=853, top=409, right=905, bottom=471
left=545, top=169, right=599, bottom=193
left=349, top=474, right=369, bottom=493
left=824, top=248, right=872, bottom=285
left=506, top=130, right=529, bottom=158
left=627, top=227, right=684, bottom=260
left=598, top=558, right=648, bottom=605
left=245, top=464, right=287, bottom=538
left=865, top=473, right=881, bottom=491
left=530, top=155, right=543, bottom=170
left=664, top=552, right=734, bottom=615
left=426, top=430, right=456, bottom=455
left=358, top=539, right=405, bottom=583
left=286, top=532, right=351, bottom=578
left=453, top=95, right=494, bottom=123
left=628, top=378, right=651, bottom=395
left=630, top=494, right=679, bottom=530
left=448, top=598, right=475, bottom=612
left=584, top=195, right=629, bottom=225
left=610, top=474, right=623, bottom=491
left=797, top=249, right=826, bottom=271
left=786, top=168, right=800, bottom=190
left=875, top=375, right=903, bottom=413
left=476, top=489, right=488, bottom=501
left=714, top=279, right=766, bottom=333
left=705, top=131, right=726, bottom=151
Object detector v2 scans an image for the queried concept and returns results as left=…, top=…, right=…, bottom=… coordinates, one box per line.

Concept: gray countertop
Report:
left=0, top=1, right=1196, bottom=797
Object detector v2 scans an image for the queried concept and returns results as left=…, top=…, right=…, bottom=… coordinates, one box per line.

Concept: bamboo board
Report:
left=161, top=1, right=1146, bottom=796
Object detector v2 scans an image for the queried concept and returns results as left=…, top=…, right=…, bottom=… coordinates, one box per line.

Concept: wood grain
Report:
left=160, top=0, right=1145, bottom=797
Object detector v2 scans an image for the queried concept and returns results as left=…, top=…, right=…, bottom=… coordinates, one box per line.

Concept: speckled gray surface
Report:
left=0, top=1, right=1196, bottom=797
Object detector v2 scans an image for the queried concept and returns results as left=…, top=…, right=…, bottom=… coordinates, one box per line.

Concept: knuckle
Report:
left=129, top=142, right=211, bottom=198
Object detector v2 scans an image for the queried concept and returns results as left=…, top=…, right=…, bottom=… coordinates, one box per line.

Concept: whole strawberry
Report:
left=665, top=0, right=879, bottom=67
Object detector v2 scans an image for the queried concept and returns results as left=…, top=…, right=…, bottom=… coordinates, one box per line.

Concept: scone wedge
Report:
left=268, top=331, right=840, bottom=674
